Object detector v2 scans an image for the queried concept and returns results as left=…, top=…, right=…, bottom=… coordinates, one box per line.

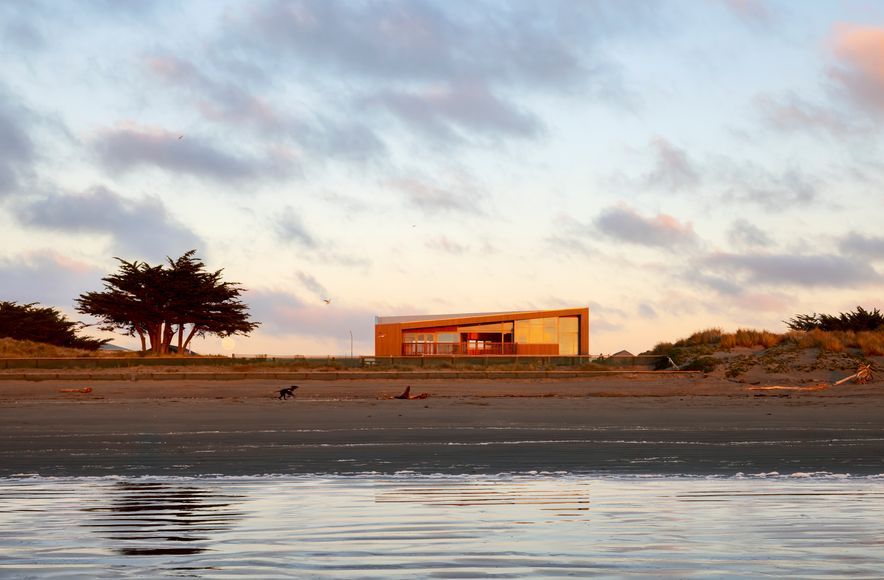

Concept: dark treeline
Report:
left=0, top=301, right=109, bottom=350
left=785, top=306, right=884, bottom=333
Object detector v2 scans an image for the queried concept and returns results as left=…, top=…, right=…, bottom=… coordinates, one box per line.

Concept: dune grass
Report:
left=651, top=327, right=884, bottom=358
left=0, top=337, right=99, bottom=358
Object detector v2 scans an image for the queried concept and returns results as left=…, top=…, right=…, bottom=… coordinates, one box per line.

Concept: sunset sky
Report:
left=1, top=0, right=883, bottom=356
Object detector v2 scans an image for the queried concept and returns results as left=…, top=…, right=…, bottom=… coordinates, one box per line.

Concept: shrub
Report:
left=683, top=356, right=719, bottom=372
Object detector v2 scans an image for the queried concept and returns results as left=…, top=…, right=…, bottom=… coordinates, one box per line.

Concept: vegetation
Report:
left=785, top=306, right=884, bottom=333
left=0, top=301, right=108, bottom=350
left=0, top=337, right=100, bottom=358
left=647, top=313, right=884, bottom=375
left=76, top=250, right=259, bottom=354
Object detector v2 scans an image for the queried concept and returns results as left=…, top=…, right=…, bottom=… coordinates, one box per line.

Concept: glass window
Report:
left=437, top=332, right=458, bottom=343
left=558, top=317, right=579, bottom=355
left=542, top=318, right=558, bottom=343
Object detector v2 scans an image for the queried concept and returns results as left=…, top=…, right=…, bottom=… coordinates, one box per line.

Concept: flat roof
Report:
left=375, top=309, right=578, bottom=325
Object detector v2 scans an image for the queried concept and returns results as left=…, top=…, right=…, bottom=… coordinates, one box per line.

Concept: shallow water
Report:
left=1, top=474, right=882, bottom=578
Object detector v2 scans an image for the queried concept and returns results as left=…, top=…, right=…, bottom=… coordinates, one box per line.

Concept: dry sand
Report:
left=1, top=375, right=882, bottom=477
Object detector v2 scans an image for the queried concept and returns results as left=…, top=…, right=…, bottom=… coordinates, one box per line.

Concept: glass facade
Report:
left=558, top=316, right=579, bottom=355
left=514, top=317, right=559, bottom=344
left=397, top=312, right=583, bottom=356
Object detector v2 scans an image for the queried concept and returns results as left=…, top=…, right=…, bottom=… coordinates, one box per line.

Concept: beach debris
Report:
left=59, top=387, right=92, bottom=394
left=393, top=386, right=429, bottom=400
left=277, top=385, right=299, bottom=400
left=747, top=384, right=828, bottom=392
left=833, top=363, right=874, bottom=386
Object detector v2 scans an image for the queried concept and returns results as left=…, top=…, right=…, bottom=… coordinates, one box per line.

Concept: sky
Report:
left=1, top=0, right=883, bottom=356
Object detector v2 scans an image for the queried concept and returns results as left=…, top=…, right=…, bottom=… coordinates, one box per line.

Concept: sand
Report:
left=1, top=375, right=882, bottom=477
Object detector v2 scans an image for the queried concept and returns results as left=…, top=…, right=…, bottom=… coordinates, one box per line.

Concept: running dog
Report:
left=277, top=385, right=299, bottom=400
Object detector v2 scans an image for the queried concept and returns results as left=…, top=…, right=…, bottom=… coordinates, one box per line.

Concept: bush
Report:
left=683, top=356, right=719, bottom=372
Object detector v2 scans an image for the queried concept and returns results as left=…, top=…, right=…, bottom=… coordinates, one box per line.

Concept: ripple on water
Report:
left=0, top=474, right=882, bottom=577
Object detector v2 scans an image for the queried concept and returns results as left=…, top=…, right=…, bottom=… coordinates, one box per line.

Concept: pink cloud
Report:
left=595, top=204, right=697, bottom=249
left=734, top=292, right=790, bottom=312
left=831, top=24, right=884, bottom=112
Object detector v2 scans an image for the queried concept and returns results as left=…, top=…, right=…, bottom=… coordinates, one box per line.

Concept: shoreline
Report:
left=2, top=376, right=882, bottom=477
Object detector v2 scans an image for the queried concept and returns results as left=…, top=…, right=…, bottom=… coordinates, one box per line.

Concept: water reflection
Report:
left=82, top=481, right=242, bottom=556
left=375, top=479, right=591, bottom=520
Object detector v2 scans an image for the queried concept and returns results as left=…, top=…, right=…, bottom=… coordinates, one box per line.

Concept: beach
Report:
left=2, top=375, right=882, bottom=477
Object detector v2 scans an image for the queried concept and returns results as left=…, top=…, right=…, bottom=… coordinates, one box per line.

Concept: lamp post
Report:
left=349, top=330, right=353, bottom=358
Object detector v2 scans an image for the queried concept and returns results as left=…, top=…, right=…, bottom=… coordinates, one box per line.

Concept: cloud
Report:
left=247, top=289, right=375, bottom=342
left=732, top=292, right=790, bottom=312
left=594, top=205, right=697, bottom=248
left=228, top=0, right=646, bottom=144
left=839, top=232, right=884, bottom=259
left=296, top=271, right=328, bottom=298
left=0, top=90, right=35, bottom=196
left=637, top=303, right=657, bottom=319
left=719, top=0, right=772, bottom=25
left=0, top=250, right=104, bottom=308
left=0, top=7, right=46, bottom=52
left=244, top=0, right=593, bottom=86
left=644, top=137, right=699, bottom=192
left=14, top=185, right=203, bottom=260
left=719, top=164, right=819, bottom=209
left=425, top=235, right=468, bottom=255
left=754, top=92, right=865, bottom=137
left=702, top=252, right=881, bottom=287
left=145, top=55, right=386, bottom=163
left=830, top=24, right=884, bottom=114
left=390, top=175, right=483, bottom=215
left=373, top=81, right=542, bottom=141
left=94, top=123, right=294, bottom=182
left=275, top=207, right=318, bottom=248
left=728, top=219, right=773, bottom=249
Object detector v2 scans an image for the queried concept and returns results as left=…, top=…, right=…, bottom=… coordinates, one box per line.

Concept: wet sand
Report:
left=1, top=376, right=882, bottom=476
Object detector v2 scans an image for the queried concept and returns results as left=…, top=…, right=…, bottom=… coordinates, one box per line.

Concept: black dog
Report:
left=277, top=385, right=299, bottom=400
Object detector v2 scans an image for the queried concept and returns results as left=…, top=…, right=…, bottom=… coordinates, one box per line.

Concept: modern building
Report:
left=375, top=308, right=589, bottom=356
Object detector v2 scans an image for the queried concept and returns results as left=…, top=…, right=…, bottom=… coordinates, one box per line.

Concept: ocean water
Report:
left=1, top=473, right=882, bottom=578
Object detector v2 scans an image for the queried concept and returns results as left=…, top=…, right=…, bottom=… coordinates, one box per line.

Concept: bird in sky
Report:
left=323, top=298, right=331, bottom=304
left=178, top=135, right=183, bottom=139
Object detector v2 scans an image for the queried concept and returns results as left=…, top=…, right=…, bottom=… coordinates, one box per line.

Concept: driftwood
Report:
left=833, top=363, right=874, bottom=386
left=748, top=364, right=875, bottom=393
left=747, top=384, right=828, bottom=392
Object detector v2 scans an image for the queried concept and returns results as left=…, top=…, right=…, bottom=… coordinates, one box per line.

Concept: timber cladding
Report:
left=374, top=308, right=590, bottom=356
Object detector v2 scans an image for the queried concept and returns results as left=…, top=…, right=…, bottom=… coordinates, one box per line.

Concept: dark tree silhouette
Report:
left=76, top=250, right=259, bottom=354
left=0, top=301, right=109, bottom=350
left=785, top=306, right=884, bottom=333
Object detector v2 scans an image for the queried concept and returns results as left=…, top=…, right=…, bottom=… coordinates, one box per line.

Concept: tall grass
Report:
left=0, top=337, right=97, bottom=358
left=789, top=329, right=884, bottom=356
left=653, top=327, right=884, bottom=356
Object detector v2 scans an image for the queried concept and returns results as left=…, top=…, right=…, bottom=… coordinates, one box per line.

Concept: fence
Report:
left=0, top=354, right=668, bottom=371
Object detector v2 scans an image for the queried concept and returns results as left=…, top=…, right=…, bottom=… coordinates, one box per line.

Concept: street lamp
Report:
left=349, top=330, right=353, bottom=358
